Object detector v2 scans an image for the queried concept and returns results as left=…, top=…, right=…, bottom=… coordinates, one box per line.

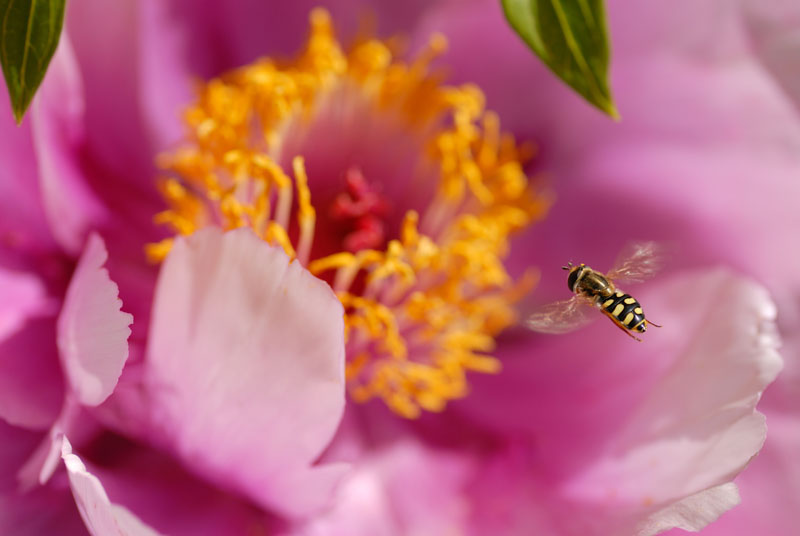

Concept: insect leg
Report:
left=603, top=310, right=642, bottom=342
left=616, top=322, right=643, bottom=342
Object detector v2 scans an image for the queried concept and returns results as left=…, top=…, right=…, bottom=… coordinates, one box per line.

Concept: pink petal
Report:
left=0, top=299, right=63, bottom=428
left=411, top=0, right=572, bottom=141
left=65, top=0, right=154, bottom=185
left=137, top=0, right=194, bottom=148
left=690, top=403, right=800, bottom=535
left=17, top=421, right=66, bottom=489
left=429, top=17, right=798, bottom=536
left=562, top=270, right=781, bottom=533
left=75, top=435, right=273, bottom=536
left=0, top=68, right=59, bottom=256
left=0, top=102, right=55, bottom=255
left=562, top=272, right=781, bottom=501
left=0, top=268, right=50, bottom=341
left=136, top=0, right=441, bottom=150
left=32, top=35, right=107, bottom=256
left=0, top=420, right=86, bottom=535
left=725, top=1, right=800, bottom=114
left=429, top=0, right=800, bottom=299
left=457, top=270, right=780, bottom=534
left=61, top=436, right=162, bottom=536
left=17, top=398, right=82, bottom=488
left=58, top=233, right=133, bottom=406
left=144, top=227, right=347, bottom=517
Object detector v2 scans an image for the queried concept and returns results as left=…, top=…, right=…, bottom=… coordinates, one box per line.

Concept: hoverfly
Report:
left=526, top=242, right=663, bottom=341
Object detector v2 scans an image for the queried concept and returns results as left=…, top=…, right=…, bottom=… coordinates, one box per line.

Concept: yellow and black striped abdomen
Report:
left=600, top=291, right=647, bottom=333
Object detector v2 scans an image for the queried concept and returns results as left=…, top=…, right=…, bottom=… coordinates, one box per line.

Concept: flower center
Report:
left=330, top=168, right=391, bottom=253
left=148, top=9, right=549, bottom=418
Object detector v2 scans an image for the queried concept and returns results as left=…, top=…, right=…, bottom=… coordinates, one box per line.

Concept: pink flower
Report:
left=0, top=1, right=794, bottom=535
left=1, top=8, right=349, bottom=533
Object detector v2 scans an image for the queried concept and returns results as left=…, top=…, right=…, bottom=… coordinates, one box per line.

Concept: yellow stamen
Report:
left=145, top=238, right=174, bottom=263
left=293, top=156, right=316, bottom=265
left=265, top=222, right=296, bottom=259
left=149, top=9, right=550, bottom=418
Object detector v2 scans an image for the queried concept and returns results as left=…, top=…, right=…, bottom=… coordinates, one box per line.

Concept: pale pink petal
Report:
left=145, top=227, right=347, bottom=517
left=300, top=441, right=474, bottom=536
left=636, top=483, right=740, bottom=536
left=690, top=405, right=800, bottom=535
left=58, top=233, right=133, bottom=406
left=456, top=270, right=780, bottom=534
left=61, top=436, right=162, bottom=536
left=32, top=35, right=107, bottom=255
left=742, top=0, right=800, bottom=113
left=17, top=398, right=81, bottom=488
left=561, top=270, right=781, bottom=534
left=17, top=423, right=66, bottom=489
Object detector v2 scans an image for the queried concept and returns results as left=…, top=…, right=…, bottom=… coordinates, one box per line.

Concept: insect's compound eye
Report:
left=567, top=267, right=582, bottom=292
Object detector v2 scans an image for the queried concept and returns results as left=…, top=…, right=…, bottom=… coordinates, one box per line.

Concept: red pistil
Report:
left=330, top=168, right=390, bottom=252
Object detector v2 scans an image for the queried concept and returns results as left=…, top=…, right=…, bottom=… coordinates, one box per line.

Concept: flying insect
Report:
left=526, top=242, right=664, bottom=341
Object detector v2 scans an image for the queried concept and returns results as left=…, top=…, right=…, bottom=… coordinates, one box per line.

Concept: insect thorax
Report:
left=575, top=269, right=615, bottom=300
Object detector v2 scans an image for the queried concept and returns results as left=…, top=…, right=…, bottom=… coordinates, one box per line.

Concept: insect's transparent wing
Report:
left=526, top=295, right=596, bottom=334
left=605, top=241, right=665, bottom=284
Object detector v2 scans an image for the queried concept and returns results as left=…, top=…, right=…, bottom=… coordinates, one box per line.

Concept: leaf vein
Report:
left=547, top=0, right=605, bottom=105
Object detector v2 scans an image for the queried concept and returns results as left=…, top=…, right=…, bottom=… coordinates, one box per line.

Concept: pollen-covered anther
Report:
left=150, top=9, right=550, bottom=418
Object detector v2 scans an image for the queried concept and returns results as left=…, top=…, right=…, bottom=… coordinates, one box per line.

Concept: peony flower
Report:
left=1, top=6, right=349, bottom=533
left=0, top=0, right=794, bottom=535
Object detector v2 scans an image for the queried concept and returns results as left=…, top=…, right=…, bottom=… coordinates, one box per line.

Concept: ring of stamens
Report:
left=148, top=9, right=549, bottom=418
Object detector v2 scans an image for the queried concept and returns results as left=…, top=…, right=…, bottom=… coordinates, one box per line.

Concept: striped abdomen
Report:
left=599, top=291, right=646, bottom=333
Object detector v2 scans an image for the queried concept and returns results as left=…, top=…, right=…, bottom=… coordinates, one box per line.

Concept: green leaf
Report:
left=501, top=0, right=618, bottom=118
left=0, top=0, right=66, bottom=124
